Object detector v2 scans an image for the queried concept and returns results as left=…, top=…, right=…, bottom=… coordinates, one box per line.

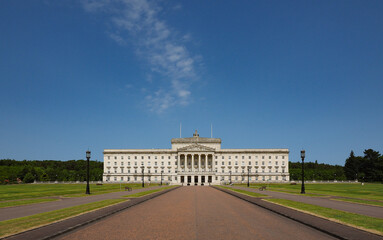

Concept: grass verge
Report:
left=264, top=198, right=383, bottom=235
left=124, top=186, right=176, bottom=198
left=216, top=186, right=268, bottom=198
left=0, top=198, right=58, bottom=208
left=0, top=199, right=127, bottom=238
left=332, top=198, right=383, bottom=207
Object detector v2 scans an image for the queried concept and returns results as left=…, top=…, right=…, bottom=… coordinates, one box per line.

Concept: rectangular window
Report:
left=249, top=161, right=251, bottom=165
left=155, top=162, right=157, bottom=165
left=282, top=156, right=285, bottom=159
left=222, top=161, right=224, bottom=165
left=148, top=156, right=150, bottom=159
left=121, top=162, right=124, bottom=166
left=262, top=161, right=265, bottom=165
left=168, top=156, right=171, bottom=159
left=276, top=161, right=278, bottom=165
left=249, top=156, right=251, bottom=159
left=114, top=156, right=117, bottom=160
left=229, top=156, right=231, bottom=159
left=162, top=156, right=164, bottom=159
left=228, top=161, right=231, bottom=165
left=235, top=156, right=238, bottom=159
left=168, top=161, right=171, bottom=165
left=114, top=162, right=117, bottom=165
left=255, top=161, right=258, bottom=165
left=108, top=156, right=110, bottom=160
left=128, top=156, right=130, bottom=159
left=141, top=156, right=144, bottom=159
left=269, top=156, right=271, bottom=159
left=135, top=156, right=137, bottom=159
left=215, top=161, right=218, bottom=165
left=222, top=156, right=225, bottom=159
left=121, top=156, right=124, bottom=160
left=262, top=156, right=265, bottom=159
left=155, top=156, right=157, bottom=159
left=235, top=161, right=238, bottom=165
left=162, top=162, right=164, bottom=165
left=276, top=156, right=278, bottom=159
left=242, top=156, right=244, bottom=159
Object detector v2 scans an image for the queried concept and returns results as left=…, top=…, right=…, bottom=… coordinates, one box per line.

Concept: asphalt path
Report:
left=0, top=186, right=163, bottom=221
left=57, top=187, right=337, bottom=240
left=229, top=185, right=383, bottom=219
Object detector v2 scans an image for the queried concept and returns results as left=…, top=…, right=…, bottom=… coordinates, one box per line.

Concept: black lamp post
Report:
left=229, top=170, right=232, bottom=185
left=161, top=170, right=163, bottom=186
left=247, top=167, right=250, bottom=187
left=85, top=150, right=91, bottom=195
left=301, top=150, right=305, bottom=194
left=141, top=166, right=145, bottom=188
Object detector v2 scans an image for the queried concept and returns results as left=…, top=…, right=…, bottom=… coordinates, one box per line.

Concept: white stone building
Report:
left=103, top=131, right=290, bottom=185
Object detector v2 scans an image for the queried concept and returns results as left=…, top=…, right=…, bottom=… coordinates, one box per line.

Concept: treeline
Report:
left=0, top=159, right=103, bottom=184
left=344, top=149, right=383, bottom=182
left=289, top=161, right=346, bottom=181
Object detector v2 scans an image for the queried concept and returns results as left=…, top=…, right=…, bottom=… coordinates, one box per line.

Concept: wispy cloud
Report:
left=82, top=0, right=199, bottom=113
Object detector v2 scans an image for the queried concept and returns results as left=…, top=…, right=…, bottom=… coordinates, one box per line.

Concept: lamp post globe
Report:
left=300, top=150, right=305, bottom=194
left=85, top=150, right=91, bottom=195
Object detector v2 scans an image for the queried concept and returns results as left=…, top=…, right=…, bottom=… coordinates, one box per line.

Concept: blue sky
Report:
left=1, top=0, right=382, bottom=165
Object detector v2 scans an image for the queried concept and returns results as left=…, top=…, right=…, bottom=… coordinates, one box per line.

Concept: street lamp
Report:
left=141, top=166, right=145, bottom=188
left=247, top=166, right=250, bottom=187
left=161, top=170, right=163, bottom=186
left=85, top=150, right=91, bottom=195
left=301, top=150, right=305, bottom=194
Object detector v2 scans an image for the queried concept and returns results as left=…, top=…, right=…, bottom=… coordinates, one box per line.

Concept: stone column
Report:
left=192, top=154, right=194, bottom=173
left=178, top=154, right=180, bottom=172
left=198, top=154, right=201, bottom=172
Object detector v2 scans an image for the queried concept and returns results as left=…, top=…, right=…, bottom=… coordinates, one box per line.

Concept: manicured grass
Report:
left=0, top=183, right=145, bottom=201
left=0, top=199, right=127, bottom=238
left=217, top=186, right=268, bottom=198
left=265, top=198, right=383, bottom=235
left=124, top=186, right=176, bottom=198
left=237, top=183, right=383, bottom=201
left=332, top=198, right=383, bottom=207
left=0, top=198, right=58, bottom=208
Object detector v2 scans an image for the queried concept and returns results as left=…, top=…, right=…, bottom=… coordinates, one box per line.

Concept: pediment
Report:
left=178, top=144, right=215, bottom=152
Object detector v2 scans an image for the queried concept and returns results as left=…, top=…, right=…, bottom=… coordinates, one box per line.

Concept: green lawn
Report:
left=0, top=183, right=146, bottom=201
left=0, top=199, right=127, bottom=238
left=236, top=183, right=383, bottom=201
left=216, top=186, right=268, bottom=198
left=124, top=186, right=176, bottom=198
left=265, top=198, right=383, bottom=235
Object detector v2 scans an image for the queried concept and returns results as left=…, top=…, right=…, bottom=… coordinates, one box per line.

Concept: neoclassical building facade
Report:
left=103, top=131, right=290, bottom=185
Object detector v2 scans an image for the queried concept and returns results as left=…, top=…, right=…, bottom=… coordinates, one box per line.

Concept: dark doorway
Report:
left=208, top=176, right=212, bottom=183
left=194, top=176, right=198, bottom=185
left=201, top=176, right=205, bottom=186
left=181, top=176, right=184, bottom=183
left=187, top=176, right=191, bottom=185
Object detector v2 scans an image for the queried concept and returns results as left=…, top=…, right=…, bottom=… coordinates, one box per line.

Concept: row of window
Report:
left=215, top=155, right=286, bottom=160
left=106, top=155, right=175, bottom=160
left=107, top=169, right=172, bottom=174
left=107, top=161, right=175, bottom=166
left=218, top=160, right=285, bottom=166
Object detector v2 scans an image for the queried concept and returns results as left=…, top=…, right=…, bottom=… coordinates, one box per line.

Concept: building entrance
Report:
left=201, top=176, right=205, bottom=185
left=194, top=176, right=198, bottom=185
left=208, top=176, right=212, bottom=183
left=181, top=176, right=184, bottom=184
left=187, top=176, right=191, bottom=185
